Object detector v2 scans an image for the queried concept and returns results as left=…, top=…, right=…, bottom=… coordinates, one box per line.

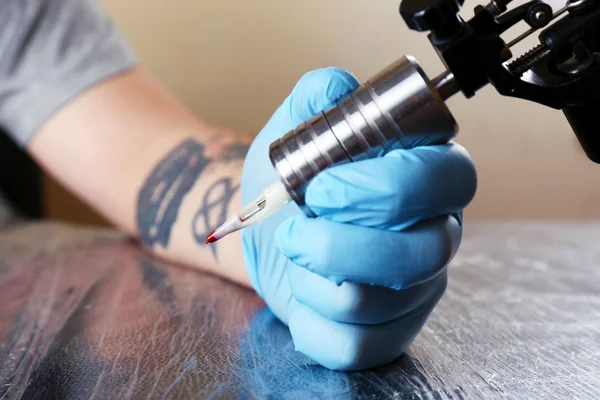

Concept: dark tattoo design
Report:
left=137, top=137, right=250, bottom=261
left=137, top=139, right=210, bottom=248
left=192, top=178, right=240, bottom=260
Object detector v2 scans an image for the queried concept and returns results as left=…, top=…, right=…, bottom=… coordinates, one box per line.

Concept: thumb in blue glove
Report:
left=241, top=67, right=477, bottom=371
left=242, top=67, right=359, bottom=320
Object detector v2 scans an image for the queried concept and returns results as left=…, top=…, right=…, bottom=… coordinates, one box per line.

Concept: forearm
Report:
left=28, top=67, right=252, bottom=286
left=135, top=134, right=252, bottom=287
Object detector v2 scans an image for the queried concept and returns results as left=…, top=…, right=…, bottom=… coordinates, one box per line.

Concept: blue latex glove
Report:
left=241, top=68, right=477, bottom=371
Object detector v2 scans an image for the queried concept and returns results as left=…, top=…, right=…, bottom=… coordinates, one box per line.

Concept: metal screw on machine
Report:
left=527, top=3, right=554, bottom=28
left=400, top=0, right=465, bottom=40
left=535, top=10, right=546, bottom=21
left=268, top=56, right=460, bottom=216
left=484, top=0, right=511, bottom=17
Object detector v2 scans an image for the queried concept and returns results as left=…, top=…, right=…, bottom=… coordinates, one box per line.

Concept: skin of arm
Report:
left=27, top=66, right=253, bottom=288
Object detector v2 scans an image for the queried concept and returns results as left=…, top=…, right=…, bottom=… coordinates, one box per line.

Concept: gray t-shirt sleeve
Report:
left=0, top=0, right=139, bottom=147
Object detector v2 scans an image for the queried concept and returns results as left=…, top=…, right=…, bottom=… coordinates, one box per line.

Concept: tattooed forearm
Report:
left=136, top=137, right=250, bottom=261
left=192, top=178, right=239, bottom=260
left=137, top=139, right=210, bottom=247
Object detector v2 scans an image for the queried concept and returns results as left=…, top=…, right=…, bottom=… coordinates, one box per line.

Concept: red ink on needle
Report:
left=205, top=230, right=217, bottom=244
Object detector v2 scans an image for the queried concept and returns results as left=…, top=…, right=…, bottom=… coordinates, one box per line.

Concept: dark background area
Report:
left=0, top=131, right=43, bottom=219
left=0, top=131, right=109, bottom=226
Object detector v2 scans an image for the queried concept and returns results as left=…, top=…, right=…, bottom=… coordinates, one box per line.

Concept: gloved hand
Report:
left=241, top=68, right=477, bottom=371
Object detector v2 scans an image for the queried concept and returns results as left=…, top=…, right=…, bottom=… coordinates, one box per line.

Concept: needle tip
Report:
left=205, top=230, right=217, bottom=244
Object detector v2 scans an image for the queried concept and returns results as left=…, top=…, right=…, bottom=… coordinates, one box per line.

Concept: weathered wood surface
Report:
left=1, top=221, right=599, bottom=399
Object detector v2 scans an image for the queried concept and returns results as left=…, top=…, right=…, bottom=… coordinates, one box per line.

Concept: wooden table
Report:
left=1, top=221, right=599, bottom=399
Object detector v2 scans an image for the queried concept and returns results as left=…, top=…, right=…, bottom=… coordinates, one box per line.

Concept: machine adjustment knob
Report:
left=400, top=0, right=465, bottom=34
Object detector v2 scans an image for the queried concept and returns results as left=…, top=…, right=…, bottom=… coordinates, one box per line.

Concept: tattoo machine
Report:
left=207, top=0, right=600, bottom=243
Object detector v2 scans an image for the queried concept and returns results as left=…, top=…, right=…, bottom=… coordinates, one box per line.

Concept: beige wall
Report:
left=48, top=0, right=600, bottom=224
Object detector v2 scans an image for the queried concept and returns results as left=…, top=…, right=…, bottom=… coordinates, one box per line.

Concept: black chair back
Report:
left=0, top=131, right=43, bottom=218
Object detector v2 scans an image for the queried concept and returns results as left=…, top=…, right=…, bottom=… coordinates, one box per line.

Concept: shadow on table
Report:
left=0, top=224, right=442, bottom=399
left=237, top=308, right=446, bottom=400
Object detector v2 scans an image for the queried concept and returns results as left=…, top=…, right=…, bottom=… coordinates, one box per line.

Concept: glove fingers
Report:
left=249, top=68, right=359, bottom=148
left=287, top=263, right=447, bottom=324
left=288, top=68, right=359, bottom=126
left=276, top=214, right=461, bottom=290
left=288, top=293, right=442, bottom=371
left=242, top=68, right=359, bottom=204
left=304, top=143, right=477, bottom=230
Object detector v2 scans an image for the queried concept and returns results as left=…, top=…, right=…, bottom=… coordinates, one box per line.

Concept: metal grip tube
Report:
left=268, top=55, right=458, bottom=216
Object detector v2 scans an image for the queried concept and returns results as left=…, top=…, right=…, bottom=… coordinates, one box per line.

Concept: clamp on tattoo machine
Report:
left=207, top=0, right=600, bottom=243
left=400, top=0, right=600, bottom=163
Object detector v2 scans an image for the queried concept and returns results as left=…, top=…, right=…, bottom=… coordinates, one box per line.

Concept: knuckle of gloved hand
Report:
left=290, top=68, right=355, bottom=125
left=289, top=306, right=370, bottom=371
left=437, top=275, right=449, bottom=303
left=395, top=219, right=457, bottom=289
left=290, top=306, right=418, bottom=371
left=380, top=157, right=435, bottom=224
left=328, top=283, right=369, bottom=321
left=449, top=143, right=478, bottom=202
left=293, top=68, right=327, bottom=89
left=423, top=269, right=449, bottom=308
left=304, top=331, right=372, bottom=371
left=287, top=267, right=368, bottom=323
left=377, top=171, right=408, bottom=221
left=426, top=219, right=459, bottom=273
left=337, top=334, right=368, bottom=371
left=309, top=234, right=337, bottom=277
left=333, top=330, right=406, bottom=371
left=385, top=144, right=477, bottom=220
